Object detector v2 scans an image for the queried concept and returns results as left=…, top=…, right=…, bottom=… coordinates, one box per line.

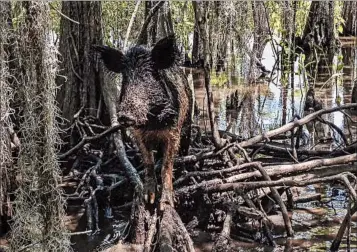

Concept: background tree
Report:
left=342, top=1, right=357, bottom=36
left=56, top=2, right=104, bottom=127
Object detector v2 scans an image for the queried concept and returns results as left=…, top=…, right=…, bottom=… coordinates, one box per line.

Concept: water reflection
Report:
left=192, top=41, right=356, bottom=252
left=194, top=41, right=357, bottom=150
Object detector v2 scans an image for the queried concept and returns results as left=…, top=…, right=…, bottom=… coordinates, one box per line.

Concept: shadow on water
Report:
left=70, top=40, right=357, bottom=252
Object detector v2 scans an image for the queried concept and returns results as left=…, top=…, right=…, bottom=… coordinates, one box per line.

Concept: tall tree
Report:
left=56, top=2, right=104, bottom=126
left=249, top=1, right=269, bottom=83
left=342, top=1, right=357, bottom=36
left=303, top=1, right=336, bottom=53
left=193, top=1, right=223, bottom=148
left=302, top=1, right=337, bottom=84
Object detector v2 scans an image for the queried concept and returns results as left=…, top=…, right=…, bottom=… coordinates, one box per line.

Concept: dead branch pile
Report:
left=59, top=99, right=357, bottom=251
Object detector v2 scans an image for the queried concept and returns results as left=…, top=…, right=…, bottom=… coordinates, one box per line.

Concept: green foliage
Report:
left=171, top=2, right=194, bottom=52
left=11, top=3, right=26, bottom=30
left=266, top=1, right=283, bottom=35
left=102, top=1, right=145, bottom=47
left=49, top=1, right=61, bottom=36
left=334, top=1, right=345, bottom=35
left=295, top=1, right=311, bottom=36
left=210, top=72, right=228, bottom=87
left=265, top=1, right=311, bottom=37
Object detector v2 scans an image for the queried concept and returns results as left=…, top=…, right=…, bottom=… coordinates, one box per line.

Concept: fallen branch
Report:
left=58, top=124, right=122, bottom=159
left=174, top=162, right=260, bottom=187
left=238, top=103, right=357, bottom=148
left=212, top=210, right=232, bottom=252
left=331, top=203, right=357, bottom=252
left=253, top=164, right=294, bottom=237
left=251, top=141, right=357, bottom=158
left=225, top=154, right=357, bottom=183
left=113, top=131, right=143, bottom=191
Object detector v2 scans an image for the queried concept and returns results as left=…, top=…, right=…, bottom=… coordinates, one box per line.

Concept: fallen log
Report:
left=176, top=154, right=357, bottom=196
left=160, top=205, right=195, bottom=252
left=251, top=141, right=357, bottom=158
left=212, top=210, right=232, bottom=252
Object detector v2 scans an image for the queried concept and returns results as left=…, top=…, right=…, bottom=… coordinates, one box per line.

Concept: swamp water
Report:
left=72, top=40, right=357, bottom=252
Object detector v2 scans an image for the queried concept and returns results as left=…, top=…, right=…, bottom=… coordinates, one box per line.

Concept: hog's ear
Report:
left=92, top=45, right=125, bottom=73
left=151, top=35, right=178, bottom=69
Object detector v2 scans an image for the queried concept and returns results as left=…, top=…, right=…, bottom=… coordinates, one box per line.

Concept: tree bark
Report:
left=249, top=1, right=269, bottom=83
left=302, top=1, right=337, bottom=83
left=341, top=1, right=357, bottom=36
left=56, top=2, right=104, bottom=126
left=193, top=1, right=223, bottom=148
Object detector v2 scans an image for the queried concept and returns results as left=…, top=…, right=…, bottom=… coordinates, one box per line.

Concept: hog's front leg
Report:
left=134, top=132, right=157, bottom=204
left=160, top=130, right=179, bottom=211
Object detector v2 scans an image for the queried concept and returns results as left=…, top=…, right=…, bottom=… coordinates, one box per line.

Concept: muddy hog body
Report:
left=93, top=35, right=192, bottom=208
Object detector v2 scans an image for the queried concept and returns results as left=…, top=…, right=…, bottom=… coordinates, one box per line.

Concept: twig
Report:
left=124, top=0, right=141, bottom=50
left=63, top=230, right=93, bottom=236
left=331, top=203, right=357, bottom=252
left=58, top=124, right=122, bottom=159
left=137, top=1, right=165, bottom=45
left=253, top=164, right=294, bottom=237
left=49, top=3, right=80, bottom=25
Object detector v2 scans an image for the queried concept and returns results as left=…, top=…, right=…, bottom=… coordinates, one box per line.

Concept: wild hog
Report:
left=93, top=35, right=192, bottom=209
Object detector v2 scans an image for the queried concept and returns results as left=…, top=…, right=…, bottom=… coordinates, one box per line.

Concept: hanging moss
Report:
left=9, top=2, right=71, bottom=251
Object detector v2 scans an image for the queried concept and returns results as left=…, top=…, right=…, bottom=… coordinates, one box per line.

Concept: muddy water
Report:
left=71, top=41, right=357, bottom=252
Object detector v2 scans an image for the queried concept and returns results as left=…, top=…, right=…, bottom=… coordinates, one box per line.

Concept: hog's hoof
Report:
left=144, top=178, right=157, bottom=204
left=159, top=189, right=174, bottom=211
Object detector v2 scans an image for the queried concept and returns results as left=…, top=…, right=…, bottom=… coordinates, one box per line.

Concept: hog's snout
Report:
left=118, top=113, right=136, bottom=127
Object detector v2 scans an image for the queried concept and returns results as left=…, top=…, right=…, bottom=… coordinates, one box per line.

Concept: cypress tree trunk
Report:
left=56, top=2, right=104, bottom=126
left=303, top=1, right=337, bottom=84
left=249, top=1, right=269, bottom=83
left=342, top=1, right=357, bottom=36
left=303, top=1, right=336, bottom=49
